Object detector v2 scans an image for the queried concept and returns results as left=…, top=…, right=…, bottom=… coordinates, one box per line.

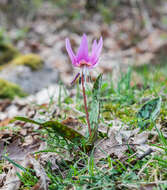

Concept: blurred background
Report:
left=0, top=0, right=167, bottom=97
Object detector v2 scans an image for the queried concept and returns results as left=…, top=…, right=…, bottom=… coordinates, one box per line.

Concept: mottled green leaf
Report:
left=88, top=74, right=102, bottom=143
left=137, top=97, right=161, bottom=129
left=14, top=116, right=42, bottom=125
left=14, top=116, right=86, bottom=143
left=43, top=121, right=85, bottom=143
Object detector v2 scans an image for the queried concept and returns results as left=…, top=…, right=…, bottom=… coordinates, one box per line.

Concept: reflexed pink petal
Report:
left=89, top=40, right=97, bottom=63
left=90, top=38, right=101, bottom=60
left=89, top=54, right=97, bottom=66
left=92, top=37, right=103, bottom=64
left=89, top=59, right=99, bottom=68
left=96, top=37, right=103, bottom=58
left=89, top=37, right=103, bottom=67
left=76, top=34, right=89, bottom=62
left=91, top=39, right=97, bottom=55
left=66, top=38, right=77, bottom=66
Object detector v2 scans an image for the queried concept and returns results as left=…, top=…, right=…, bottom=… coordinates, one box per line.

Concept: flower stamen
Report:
left=78, top=60, right=92, bottom=68
left=71, top=72, right=80, bottom=85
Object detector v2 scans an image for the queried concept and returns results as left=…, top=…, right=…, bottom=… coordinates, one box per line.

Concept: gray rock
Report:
left=0, top=64, right=59, bottom=94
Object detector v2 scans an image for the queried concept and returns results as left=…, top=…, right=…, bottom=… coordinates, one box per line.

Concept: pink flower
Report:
left=66, top=34, right=103, bottom=69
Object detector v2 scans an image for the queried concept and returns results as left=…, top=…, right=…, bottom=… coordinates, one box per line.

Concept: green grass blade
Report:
left=3, top=155, right=27, bottom=172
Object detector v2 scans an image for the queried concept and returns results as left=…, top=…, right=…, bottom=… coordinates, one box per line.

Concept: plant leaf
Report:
left=3, top=155, right=27, bottom=172
left=14, top=116, right=42, bottom=125
left=14, top=116, right=86, bottom=143
left=137, top=97, right=161, bottom=129
left=88, top=74, right=102, bottom=144
left=43, top=121, right=85, bottom=143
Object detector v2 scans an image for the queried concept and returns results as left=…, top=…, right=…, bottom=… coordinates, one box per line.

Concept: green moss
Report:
left=102, top=102, right=138, bottom=126
left=0, top=43, right=19, bottom=65
left=0, top=79, right=27, bottom=99
left=10, top=54, right=43, bottom=71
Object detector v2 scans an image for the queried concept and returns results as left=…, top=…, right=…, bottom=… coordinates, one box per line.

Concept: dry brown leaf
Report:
left=140, top=183, right=157, bottom=190
left=134, top=132, right=149, bottom=145
left=0, top=137, right=41, bottom=161
left=19, top=128, right=27, bottom=136
left=31, top=182, right=42, bottom=190
left=94, top=120, right=154, bottom=163
left=0, top=118, right=11, bottom=127
left=28, top=155, right=48, bottom=190
left=61, top=117, right=85, bottom=136
left=61, top=117, right=80, bottom=127
left=0, top=99, right=11, bottom=112
left=0, top=165, right=20, bottom=190
left=0, top=173, right=6, bottom=187
left=94, top=129, right=129, bottom=163
left=22, top=135, right=34, bottom=146
left=0, top=126, right=13, bottom=140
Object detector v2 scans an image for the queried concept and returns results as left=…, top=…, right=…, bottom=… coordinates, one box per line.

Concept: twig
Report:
left=138, top=148, right=153, bottom=160
left=107, top=143, right=140, bottom=148
left=130, top=148, right=154, bottom=165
